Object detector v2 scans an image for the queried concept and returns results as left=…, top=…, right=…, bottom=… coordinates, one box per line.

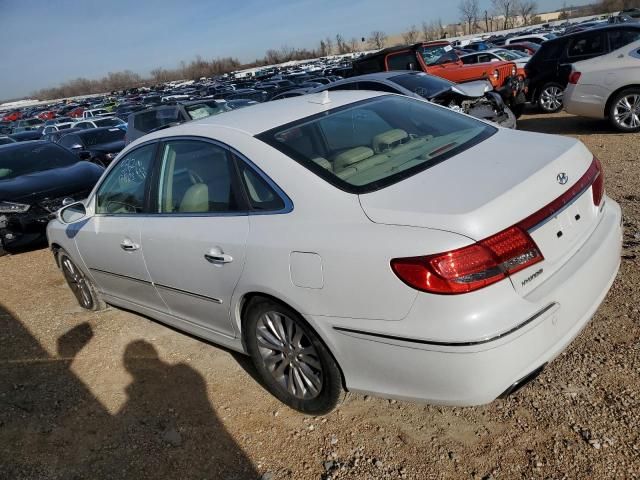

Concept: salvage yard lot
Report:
left=1, top=111, right=639, bottom=479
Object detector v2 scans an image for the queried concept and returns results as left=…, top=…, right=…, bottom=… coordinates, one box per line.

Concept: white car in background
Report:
left=505, top=33, right=556, bottom=45
left=564, top=40, right=640, bottom=132
left=48, top=91, right=621, bottom=414
left=460, top=48, right=531, bottom=69
left=82, top=108, right=111, bottom=119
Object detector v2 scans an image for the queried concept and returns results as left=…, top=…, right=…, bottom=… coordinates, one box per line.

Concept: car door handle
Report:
left=120, top=239, right=140, bottom=251
left=204, top=249, right=233, bottom=264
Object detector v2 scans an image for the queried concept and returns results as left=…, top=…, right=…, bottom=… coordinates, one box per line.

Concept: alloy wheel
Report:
left=613, top=94, right=640, bottom=130
left=61, top=257, right=94, bottom=309
left=540, top=86, right=563, bottom=112
left=256, top=311, right=323, bottom=400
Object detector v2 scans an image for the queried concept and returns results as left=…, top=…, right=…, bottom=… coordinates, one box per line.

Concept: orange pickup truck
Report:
left=353, top=41, right=527, bottom=116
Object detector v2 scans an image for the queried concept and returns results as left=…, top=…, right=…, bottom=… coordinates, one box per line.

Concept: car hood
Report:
left=358, top=128, right=593, bottom=240
left=0, top=161, right=104, bottom=203
left=89, top=139, right=125, bottom=154
left=449, top=79, right=493, bottom=98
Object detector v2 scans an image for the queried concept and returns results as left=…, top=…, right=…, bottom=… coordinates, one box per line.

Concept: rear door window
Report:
left=567, top=32, right=605, bottom=58
left=386, top=51, right=418, bottom=71
left=608, top=29, right=640, bottom=51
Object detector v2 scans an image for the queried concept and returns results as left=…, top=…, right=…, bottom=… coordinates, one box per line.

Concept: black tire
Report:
left=244, top=299, right=343, bottom=415
left=58, top=250, right=106, bottom=311
left=607, top=88, right=640, bottom=133
left=537, top=82, right=564, bottom=113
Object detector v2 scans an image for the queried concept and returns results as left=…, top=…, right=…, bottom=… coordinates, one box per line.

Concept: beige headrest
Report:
left=333, top=146, right=374, bottom=171
left=312, top=157, right=333, bottom=171
left=373, top=129, right=408, bottom=153
left=180, top=183, right=209, bottom=212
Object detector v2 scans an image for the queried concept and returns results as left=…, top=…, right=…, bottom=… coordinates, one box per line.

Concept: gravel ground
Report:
left=0, top=111, right=639, bottom=480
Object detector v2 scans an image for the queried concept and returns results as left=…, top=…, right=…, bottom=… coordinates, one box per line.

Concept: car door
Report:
left=73, top=142, right=166, bottom=311
left=138, top=138, right=249, bottom=337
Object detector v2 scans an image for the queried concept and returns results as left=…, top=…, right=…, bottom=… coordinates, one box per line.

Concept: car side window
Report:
left=609, top=29, right=640, bottom=51
left=235, top=158, right=285, bottom=211
left=156, top=140, right=242, bottom=214
left=567, top=32, right=605, bottom=58
left=95, top=143, right=156, bottom=214
left=386, top=52, right=418, bottom=71
left=356, top=82, right=400, bottom=94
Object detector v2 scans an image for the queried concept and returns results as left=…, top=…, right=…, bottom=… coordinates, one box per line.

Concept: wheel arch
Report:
left=51, top=242, right=63, bottom=267
left=236, top=291, right=348, bottom=391
left=604, top=84, right=640, bottom=118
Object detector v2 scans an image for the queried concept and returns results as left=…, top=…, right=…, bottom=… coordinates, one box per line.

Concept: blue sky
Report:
left=0, top=0, right=590, bottom=99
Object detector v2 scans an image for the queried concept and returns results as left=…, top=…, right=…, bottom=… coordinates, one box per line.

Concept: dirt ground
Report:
left=1, top=111, right=639, bottom=480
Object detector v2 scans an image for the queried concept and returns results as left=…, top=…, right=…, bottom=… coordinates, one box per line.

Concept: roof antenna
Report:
left=308, top=90, right=331, bottom=105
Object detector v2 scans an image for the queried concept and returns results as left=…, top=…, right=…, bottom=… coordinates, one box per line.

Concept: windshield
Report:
left=80, top=128, right=124, bottom=146
left=93, top=117, right=124, bottom=127
left=391, top=73, right=454, bottom=99
left=257, top=95, right=495, bottom=193
left=0, top=143, right=77, bottom=180
left=419, top=44, right=459, bottom=66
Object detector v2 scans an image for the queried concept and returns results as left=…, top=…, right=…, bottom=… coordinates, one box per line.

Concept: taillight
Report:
left=391, top=226, right=542, bottom=295
left=568, top=71, right=582, bottom=84
left=391, top=156, right=604, bottom=295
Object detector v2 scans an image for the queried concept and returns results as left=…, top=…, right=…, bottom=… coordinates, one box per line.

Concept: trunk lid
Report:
left=359, top=128, right=602, bottom=296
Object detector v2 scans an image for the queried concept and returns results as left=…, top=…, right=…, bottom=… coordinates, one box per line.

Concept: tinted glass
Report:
left=386, top=52, right=418, bottom=70
left=258, top=95, right=495, bottom=193
left=236, top=160, right=285, bottom=211
left=391, top=73, right=453, bottom=98
left=93, top=117, right=124, bottom=127
left=0, top=143, right=77, bottom=180
left=59, top=135, right=81, bottom=148
left=356, top=81, right=400, bottom=94
left=609, top=29, right=640, bottom=51
left=80, top=128, right=125, bottom=146
left=133, top=108, right=181, bottom=133
left=567, top=32, right=605, bottom=57
left=157, top=140, right=240, bottom=213
left=96, top=144, right=155, bottom=214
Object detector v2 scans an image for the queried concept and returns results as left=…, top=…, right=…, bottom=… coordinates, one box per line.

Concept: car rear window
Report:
left=133, top=108, right=182, bottom=133
left=0, top=143, right=77, bottom=180
left=256, top=95, right=496, bottom=193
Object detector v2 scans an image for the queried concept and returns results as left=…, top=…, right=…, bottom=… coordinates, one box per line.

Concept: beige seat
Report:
left=179, top=183, right=209, bottom=212
left=311, top=157, right=333, bottom=171
left=332, top=146, right=374, bottom=172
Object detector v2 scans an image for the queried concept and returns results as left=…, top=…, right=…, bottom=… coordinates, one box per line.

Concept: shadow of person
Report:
left=116, top=340, right=258, bottom=480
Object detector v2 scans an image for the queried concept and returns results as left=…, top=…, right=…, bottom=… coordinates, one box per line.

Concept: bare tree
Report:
left=336, top=33, right=350, bottom=54
left=402, top=24, right=419, bottom=44
left=325, top=37, right=334, bottom=56
left=517, top=0, right=538, bottom=26
left=349, top=37, right=360, bottom=52
left=492, top=0, right=517, bottom=30
left=368, top=30, right=387, bottom=49
left=318, top=40, right=328, bottom=57
left=458, top=0, right=480, bottom=35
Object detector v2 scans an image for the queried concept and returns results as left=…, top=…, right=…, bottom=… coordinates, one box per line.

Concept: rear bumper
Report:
left=564, top=84, right=607, bottom=119
left=314, top=198, right=622, bottom=405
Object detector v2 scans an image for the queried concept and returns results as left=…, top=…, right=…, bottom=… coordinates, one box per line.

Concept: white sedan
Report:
left=48, top=91, right=621, bottom=414
left=564, top=39, right=640, bottom=132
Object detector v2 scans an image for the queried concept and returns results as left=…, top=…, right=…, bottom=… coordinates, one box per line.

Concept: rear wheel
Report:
left=608, top=89, right=640, bottom=132
left=244, top=299, right=343, bottom=414
left=538, top=82, right=564, bottom=113
left=59, top=251, right=105, bottom=311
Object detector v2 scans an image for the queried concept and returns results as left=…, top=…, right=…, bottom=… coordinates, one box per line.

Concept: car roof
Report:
left=547, top=23, right=640, bottom=42
left=76, top=126, right=123, bottom=136
left=0, top=140, right=49, bottom=150
left=147, top=90, right=386, bottom=137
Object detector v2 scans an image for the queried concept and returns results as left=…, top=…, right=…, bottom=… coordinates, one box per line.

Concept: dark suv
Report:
left=525, top=24, right=640, bottom=112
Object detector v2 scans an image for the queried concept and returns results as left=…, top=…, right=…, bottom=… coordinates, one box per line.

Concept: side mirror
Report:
left=59, top=202, right=87, bottom=224
left=78, top=151, right=92, bottom=160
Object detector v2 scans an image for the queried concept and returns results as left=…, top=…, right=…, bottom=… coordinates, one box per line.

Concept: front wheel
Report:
left=59, top=251, right=105, bottom=311
left=608, top=89, right=640, bottom=132
left=244, top=300, right=344, bottom=414
left=538, top=82, right=564, bottom=113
